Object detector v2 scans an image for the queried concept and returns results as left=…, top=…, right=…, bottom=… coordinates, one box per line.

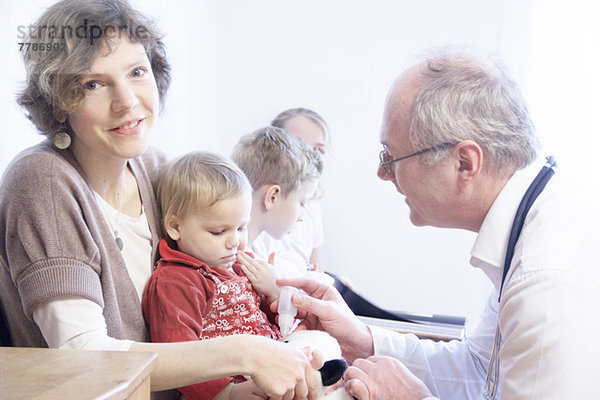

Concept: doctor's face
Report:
left=377, top=67, right=455, bottom=228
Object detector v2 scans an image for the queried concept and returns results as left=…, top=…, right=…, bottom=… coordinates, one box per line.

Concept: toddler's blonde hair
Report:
left=156, top=151, right=252, bottom=232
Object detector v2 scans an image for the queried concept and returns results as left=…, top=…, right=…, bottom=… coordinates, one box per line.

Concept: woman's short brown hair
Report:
left=17, top=0, right=171, bottom=138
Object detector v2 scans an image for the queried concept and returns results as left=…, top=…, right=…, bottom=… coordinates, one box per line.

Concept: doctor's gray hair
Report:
left=410, top=48, right=540, bottom=172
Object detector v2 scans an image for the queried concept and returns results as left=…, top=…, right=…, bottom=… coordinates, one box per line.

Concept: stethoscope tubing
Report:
left=484, top=156, right=557, bottom=399
left=499, top=156, right=557, bottom=302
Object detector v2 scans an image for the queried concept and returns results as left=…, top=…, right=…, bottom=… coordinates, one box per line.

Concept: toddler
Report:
left=144, top=131, right=322, bottom=399
left=143, top=152, right=282, bottom=400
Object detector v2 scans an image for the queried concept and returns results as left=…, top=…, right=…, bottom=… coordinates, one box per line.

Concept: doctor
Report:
left=279, top=48, right=600, bottom=399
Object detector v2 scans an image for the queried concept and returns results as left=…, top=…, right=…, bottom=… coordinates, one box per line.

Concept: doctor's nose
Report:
left=377, top=163, right=393, bottom=181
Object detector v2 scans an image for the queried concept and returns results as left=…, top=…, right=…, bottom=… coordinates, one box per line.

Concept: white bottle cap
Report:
left=278, top=286, right=298, bottom=336
left=279, top=314, right=295, bottom=338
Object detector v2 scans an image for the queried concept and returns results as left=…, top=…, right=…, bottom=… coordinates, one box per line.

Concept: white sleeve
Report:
left=369, top=291, right=498, bottom=399
left=33, top=297, right=134, bottom=351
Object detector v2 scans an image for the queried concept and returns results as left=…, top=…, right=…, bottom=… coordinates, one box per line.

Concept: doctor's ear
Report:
left=455, top=140, right=483, bottom=181
left=164, top=215, right=182, bottom=241
left=263, top=184, right=281, bottom=211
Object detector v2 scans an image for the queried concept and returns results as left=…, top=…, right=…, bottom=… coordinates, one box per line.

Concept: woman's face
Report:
left=281, top=115, right=327, bottom=155
left=67, top=38, right=159, bottom=165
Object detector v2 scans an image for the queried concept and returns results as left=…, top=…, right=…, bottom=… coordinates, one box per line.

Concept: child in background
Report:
left=257, top=108, right=330, bottom=274
left=143, top=152, right=283, bottom=400
left=231, top=126, right=323, bottom=278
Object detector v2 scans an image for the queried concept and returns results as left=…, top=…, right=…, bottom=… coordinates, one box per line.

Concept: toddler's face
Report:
left=171, top=191, right=252, bottom=268
left=266, top=180, right=317, bottom=240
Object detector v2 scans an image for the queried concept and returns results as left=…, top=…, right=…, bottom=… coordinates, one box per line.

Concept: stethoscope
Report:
left=482, top=156, right=557, bottom=400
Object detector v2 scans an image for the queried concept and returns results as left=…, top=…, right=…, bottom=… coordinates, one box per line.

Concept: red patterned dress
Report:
left=143, top=239, right=281, bottom=400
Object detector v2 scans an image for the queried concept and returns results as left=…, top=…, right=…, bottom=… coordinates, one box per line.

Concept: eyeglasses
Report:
left=378, top=142, right=458, bottom=175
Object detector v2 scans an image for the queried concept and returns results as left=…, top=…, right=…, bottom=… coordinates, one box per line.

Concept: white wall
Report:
left=3, top=1, right=597, bottom=332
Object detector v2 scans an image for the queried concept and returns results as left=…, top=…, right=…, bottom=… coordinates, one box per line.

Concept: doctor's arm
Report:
left=278, top=278, right=498, bottom=400
left=362, top=303, right=496, bottom=399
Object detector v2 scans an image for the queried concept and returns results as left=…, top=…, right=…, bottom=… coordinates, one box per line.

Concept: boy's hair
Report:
left=156, top=151, right=252, bottom=229
left=231, top=126, right=323, bottom=195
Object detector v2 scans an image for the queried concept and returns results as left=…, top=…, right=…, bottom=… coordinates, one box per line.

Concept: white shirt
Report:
left=251, top=237, right=305, bottom=279
left=33, top=200, right=153, bottom=351
left=370, top=159, right=600, bottom=399
left=253, top=200, right=335, bottom=284
left=255, top=200, right=324, bottom=273
left=94, top=192, right=153, bottom=302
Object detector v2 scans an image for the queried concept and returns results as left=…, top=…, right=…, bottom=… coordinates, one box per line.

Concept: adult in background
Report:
left=278, top=48, right=600, bottom=399
left=253, top=107, right=330, bottom=274
left=0, top=1, right=318, bottom=399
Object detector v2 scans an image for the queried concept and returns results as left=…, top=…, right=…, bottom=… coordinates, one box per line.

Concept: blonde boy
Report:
left=231, top=126, right=323, bottom=266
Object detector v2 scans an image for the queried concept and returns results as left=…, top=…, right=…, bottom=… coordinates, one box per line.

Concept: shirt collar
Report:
left=470, top=157, right=548, bottom=289
left=157, top=238, right=254, bottom=276
left=157, top=238, right=211, bottom=270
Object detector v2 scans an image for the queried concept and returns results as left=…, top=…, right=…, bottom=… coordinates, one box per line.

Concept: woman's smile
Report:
left=110, top=118, right=145, bottom=136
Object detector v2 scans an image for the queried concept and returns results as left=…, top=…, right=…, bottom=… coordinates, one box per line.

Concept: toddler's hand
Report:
left=237, top=252, right=279, bottom=301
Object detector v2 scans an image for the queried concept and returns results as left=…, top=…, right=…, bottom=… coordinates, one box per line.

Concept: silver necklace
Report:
left=97, top=174, right=125, bottom=252
left=113, top=180, right=124, bottom=251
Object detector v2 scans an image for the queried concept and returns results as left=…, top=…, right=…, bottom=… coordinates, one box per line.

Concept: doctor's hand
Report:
left=344, top=356, right=434, bottom=400
left=274, top=278, right=374, bottom=362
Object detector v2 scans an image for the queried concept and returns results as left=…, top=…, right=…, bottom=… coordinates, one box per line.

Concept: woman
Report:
left=0, top=1, right=317, bottom=399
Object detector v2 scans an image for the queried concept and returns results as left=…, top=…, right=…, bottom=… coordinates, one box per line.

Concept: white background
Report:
left=1, top=0, right=598, bottom=332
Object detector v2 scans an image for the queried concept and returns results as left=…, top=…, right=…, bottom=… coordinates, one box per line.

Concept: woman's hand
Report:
left=238, top=252, right=280, bottom=303
left=246, top=337, right=320, bottom=400
left=344, top=356, right=433, bottom=400
left=273, top=278, right=374, bottom=362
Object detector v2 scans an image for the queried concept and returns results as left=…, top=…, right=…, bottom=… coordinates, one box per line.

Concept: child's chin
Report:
left=220, top=261, right=235, bottom=269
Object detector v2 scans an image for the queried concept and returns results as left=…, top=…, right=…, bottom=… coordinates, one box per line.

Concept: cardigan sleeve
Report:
left=0, top=146, right=104, bottom=318
left=142, top=265, right=234, bottom=400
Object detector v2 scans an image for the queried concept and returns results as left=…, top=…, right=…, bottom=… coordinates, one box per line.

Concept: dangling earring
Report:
left=53, top=123, right=71, bottom=150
